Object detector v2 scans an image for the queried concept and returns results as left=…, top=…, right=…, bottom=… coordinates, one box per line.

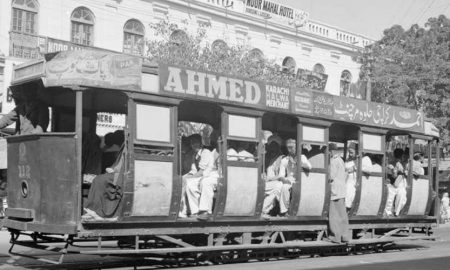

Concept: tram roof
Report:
left=10, top=50, right=439, bottom=139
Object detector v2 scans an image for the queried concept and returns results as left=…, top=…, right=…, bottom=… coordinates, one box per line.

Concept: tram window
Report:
left=413, top=139, right=428, bottom=177
left=362, top=133, right=382, bottom=152
left=228, top=114, right=256, bottom=139
left=361, top=153, right=383, bottom=174
left=302, top=126, right=325, bottom=142
left=305, top=143, right=326, bottom=169
left=136, top=104, right=171, bottom=143
left=227, top=139, right=257, bottom=162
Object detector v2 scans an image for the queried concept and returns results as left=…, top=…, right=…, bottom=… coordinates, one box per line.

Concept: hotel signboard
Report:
left=244, top=0, right=309, bottom=27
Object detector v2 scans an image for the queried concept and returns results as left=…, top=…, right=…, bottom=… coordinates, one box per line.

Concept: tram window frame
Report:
left=300, top=124, right=328, bottom=172
left=133, top=102, right=175, bottom=147
left=413, top=138, right=430, bottom=177
left=360, top=132, right=386, bottom=177
left=223, top=112, right=261, bottom=165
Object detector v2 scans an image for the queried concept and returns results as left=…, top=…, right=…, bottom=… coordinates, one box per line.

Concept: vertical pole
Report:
left=434, top=140, right=440, bottom=222
left=75, top=90, right=83, bottom=222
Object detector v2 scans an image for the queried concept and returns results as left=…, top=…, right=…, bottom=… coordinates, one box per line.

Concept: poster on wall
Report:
left=296, top=68, right=328, bottom=91
left=292, top=88, right=313, bottom=114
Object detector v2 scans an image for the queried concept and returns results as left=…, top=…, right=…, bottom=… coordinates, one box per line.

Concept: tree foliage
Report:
left=146, top=20, right=306, bottom=89
left=360, top=15, right=450, bottom=142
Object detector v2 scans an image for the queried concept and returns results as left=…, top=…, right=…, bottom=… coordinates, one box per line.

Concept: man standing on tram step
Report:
left=0, top=88, right=49, bottom=134
left=327, top=143, right=350, bottom=244
left=279, top=139, right=311, bottom=217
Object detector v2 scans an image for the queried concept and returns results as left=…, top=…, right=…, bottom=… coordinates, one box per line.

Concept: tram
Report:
left=2, top=50, right=441, bottom=264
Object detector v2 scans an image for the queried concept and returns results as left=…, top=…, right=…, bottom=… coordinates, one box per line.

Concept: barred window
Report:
left=71, top=7, right=94, bottom=46
left=282, top=56, right=296, bottom=73
left=123, top=19, right=145, bottom=55
left=11, top=0, right=38, bottom=34
left=169, top=30, right=188, bottom=45
left=313, top=63, right=325, bottom=74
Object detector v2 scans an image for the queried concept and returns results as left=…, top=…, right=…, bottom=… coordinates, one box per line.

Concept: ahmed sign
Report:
left=158, top=65, right=424, bottom=133
left=159, top=64, right=291, bottom=112
left=244, top=0, right=309, bottom=27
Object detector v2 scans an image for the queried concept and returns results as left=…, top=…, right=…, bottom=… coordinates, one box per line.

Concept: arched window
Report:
left=71, top=7, right=94, bottom=46
left=340, top=70, right=352, bottom=97
left=313, top=63, right=325, bottom=74
left=211, top=39, right=228, bottom=53
left=282, top=56, right=296, bottom=73
left=123, top=19, right=145, bottom=55
left=11, top=0, right=38, bottom=34
left=170, top=30, right=188, bottom=45
left=248, top=48, right=263, bottom=62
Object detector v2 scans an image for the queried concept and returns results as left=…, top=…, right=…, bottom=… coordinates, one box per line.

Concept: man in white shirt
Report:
left=180, top=134, right=215, bottom=218
left=279, top=139, right=312, bottom=216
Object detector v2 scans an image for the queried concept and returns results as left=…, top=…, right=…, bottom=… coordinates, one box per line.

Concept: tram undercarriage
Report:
left=6, top=220, right=436, bottom=265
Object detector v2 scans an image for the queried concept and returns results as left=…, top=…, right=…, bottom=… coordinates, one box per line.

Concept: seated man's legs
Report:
left=185, top=176, right=202, bottom=215
left=83, top=173, right=121, bottom=220
left=262, top=181, right=282, bottom=215
left=279, top=183, right=292, bottom=215
left=198, top=173, right=219, bottom=214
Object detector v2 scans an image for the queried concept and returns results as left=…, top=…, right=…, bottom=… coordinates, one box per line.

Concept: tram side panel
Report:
left=5, top=134, right=78, bottom=234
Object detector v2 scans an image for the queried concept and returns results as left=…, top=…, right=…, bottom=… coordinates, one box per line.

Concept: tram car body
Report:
left=2, top=51, right=441, bottom=260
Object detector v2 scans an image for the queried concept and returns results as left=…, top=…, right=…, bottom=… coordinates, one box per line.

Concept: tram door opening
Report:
left=177, top=101, right=222, bottom=219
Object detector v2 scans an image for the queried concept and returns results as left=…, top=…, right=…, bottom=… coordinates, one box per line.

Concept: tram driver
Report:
left=0, top=88, right=49, bottom=135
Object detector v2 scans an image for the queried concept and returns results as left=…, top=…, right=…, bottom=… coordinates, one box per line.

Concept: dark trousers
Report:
left=85, top=173, right=122, bottom=218
left=328, top=198, right=349, bottom=243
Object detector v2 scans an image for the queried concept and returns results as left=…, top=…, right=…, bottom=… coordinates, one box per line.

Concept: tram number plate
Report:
left=18, top=165, right=31, bottom=179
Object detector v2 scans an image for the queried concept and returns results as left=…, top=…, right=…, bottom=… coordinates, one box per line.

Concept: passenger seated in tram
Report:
left=236, top=141, right=255, bottom=162
left=370, top=155, right=383, bottom=173
left=82, top=133, right=102, bottom=182
left=180, top=133, right=219, bottom=220
left=0, top=88, right=49, bottom=135
left=385, top=148, right=407, bottom=217
left=82, top=145, right=126, bottom=221
left=227, top=141, right=239, bottom=161
left=412, top=152, right=425, bottom=177
left=102, top=130, right=124, bottom=173
left=345, top=143, right=357, bottom=210
left=307, top=144, right=326, bottom=168
left=262, top=135, right=284, bottom=218
left=279, top=139, right=311, bottom=217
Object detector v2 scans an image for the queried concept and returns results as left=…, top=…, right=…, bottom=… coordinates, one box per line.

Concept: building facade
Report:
left=0, top=0, right=373, bottom=115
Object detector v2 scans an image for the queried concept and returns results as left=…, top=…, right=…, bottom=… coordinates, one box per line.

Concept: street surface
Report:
left=0, top=223, right=449, bottom=269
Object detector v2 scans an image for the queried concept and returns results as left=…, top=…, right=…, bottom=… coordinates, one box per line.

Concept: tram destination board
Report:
left=159, top=64, right=423, bottom=133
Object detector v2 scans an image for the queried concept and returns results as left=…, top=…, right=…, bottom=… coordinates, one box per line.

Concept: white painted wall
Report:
left=0, top=0, right=369, bottom=113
